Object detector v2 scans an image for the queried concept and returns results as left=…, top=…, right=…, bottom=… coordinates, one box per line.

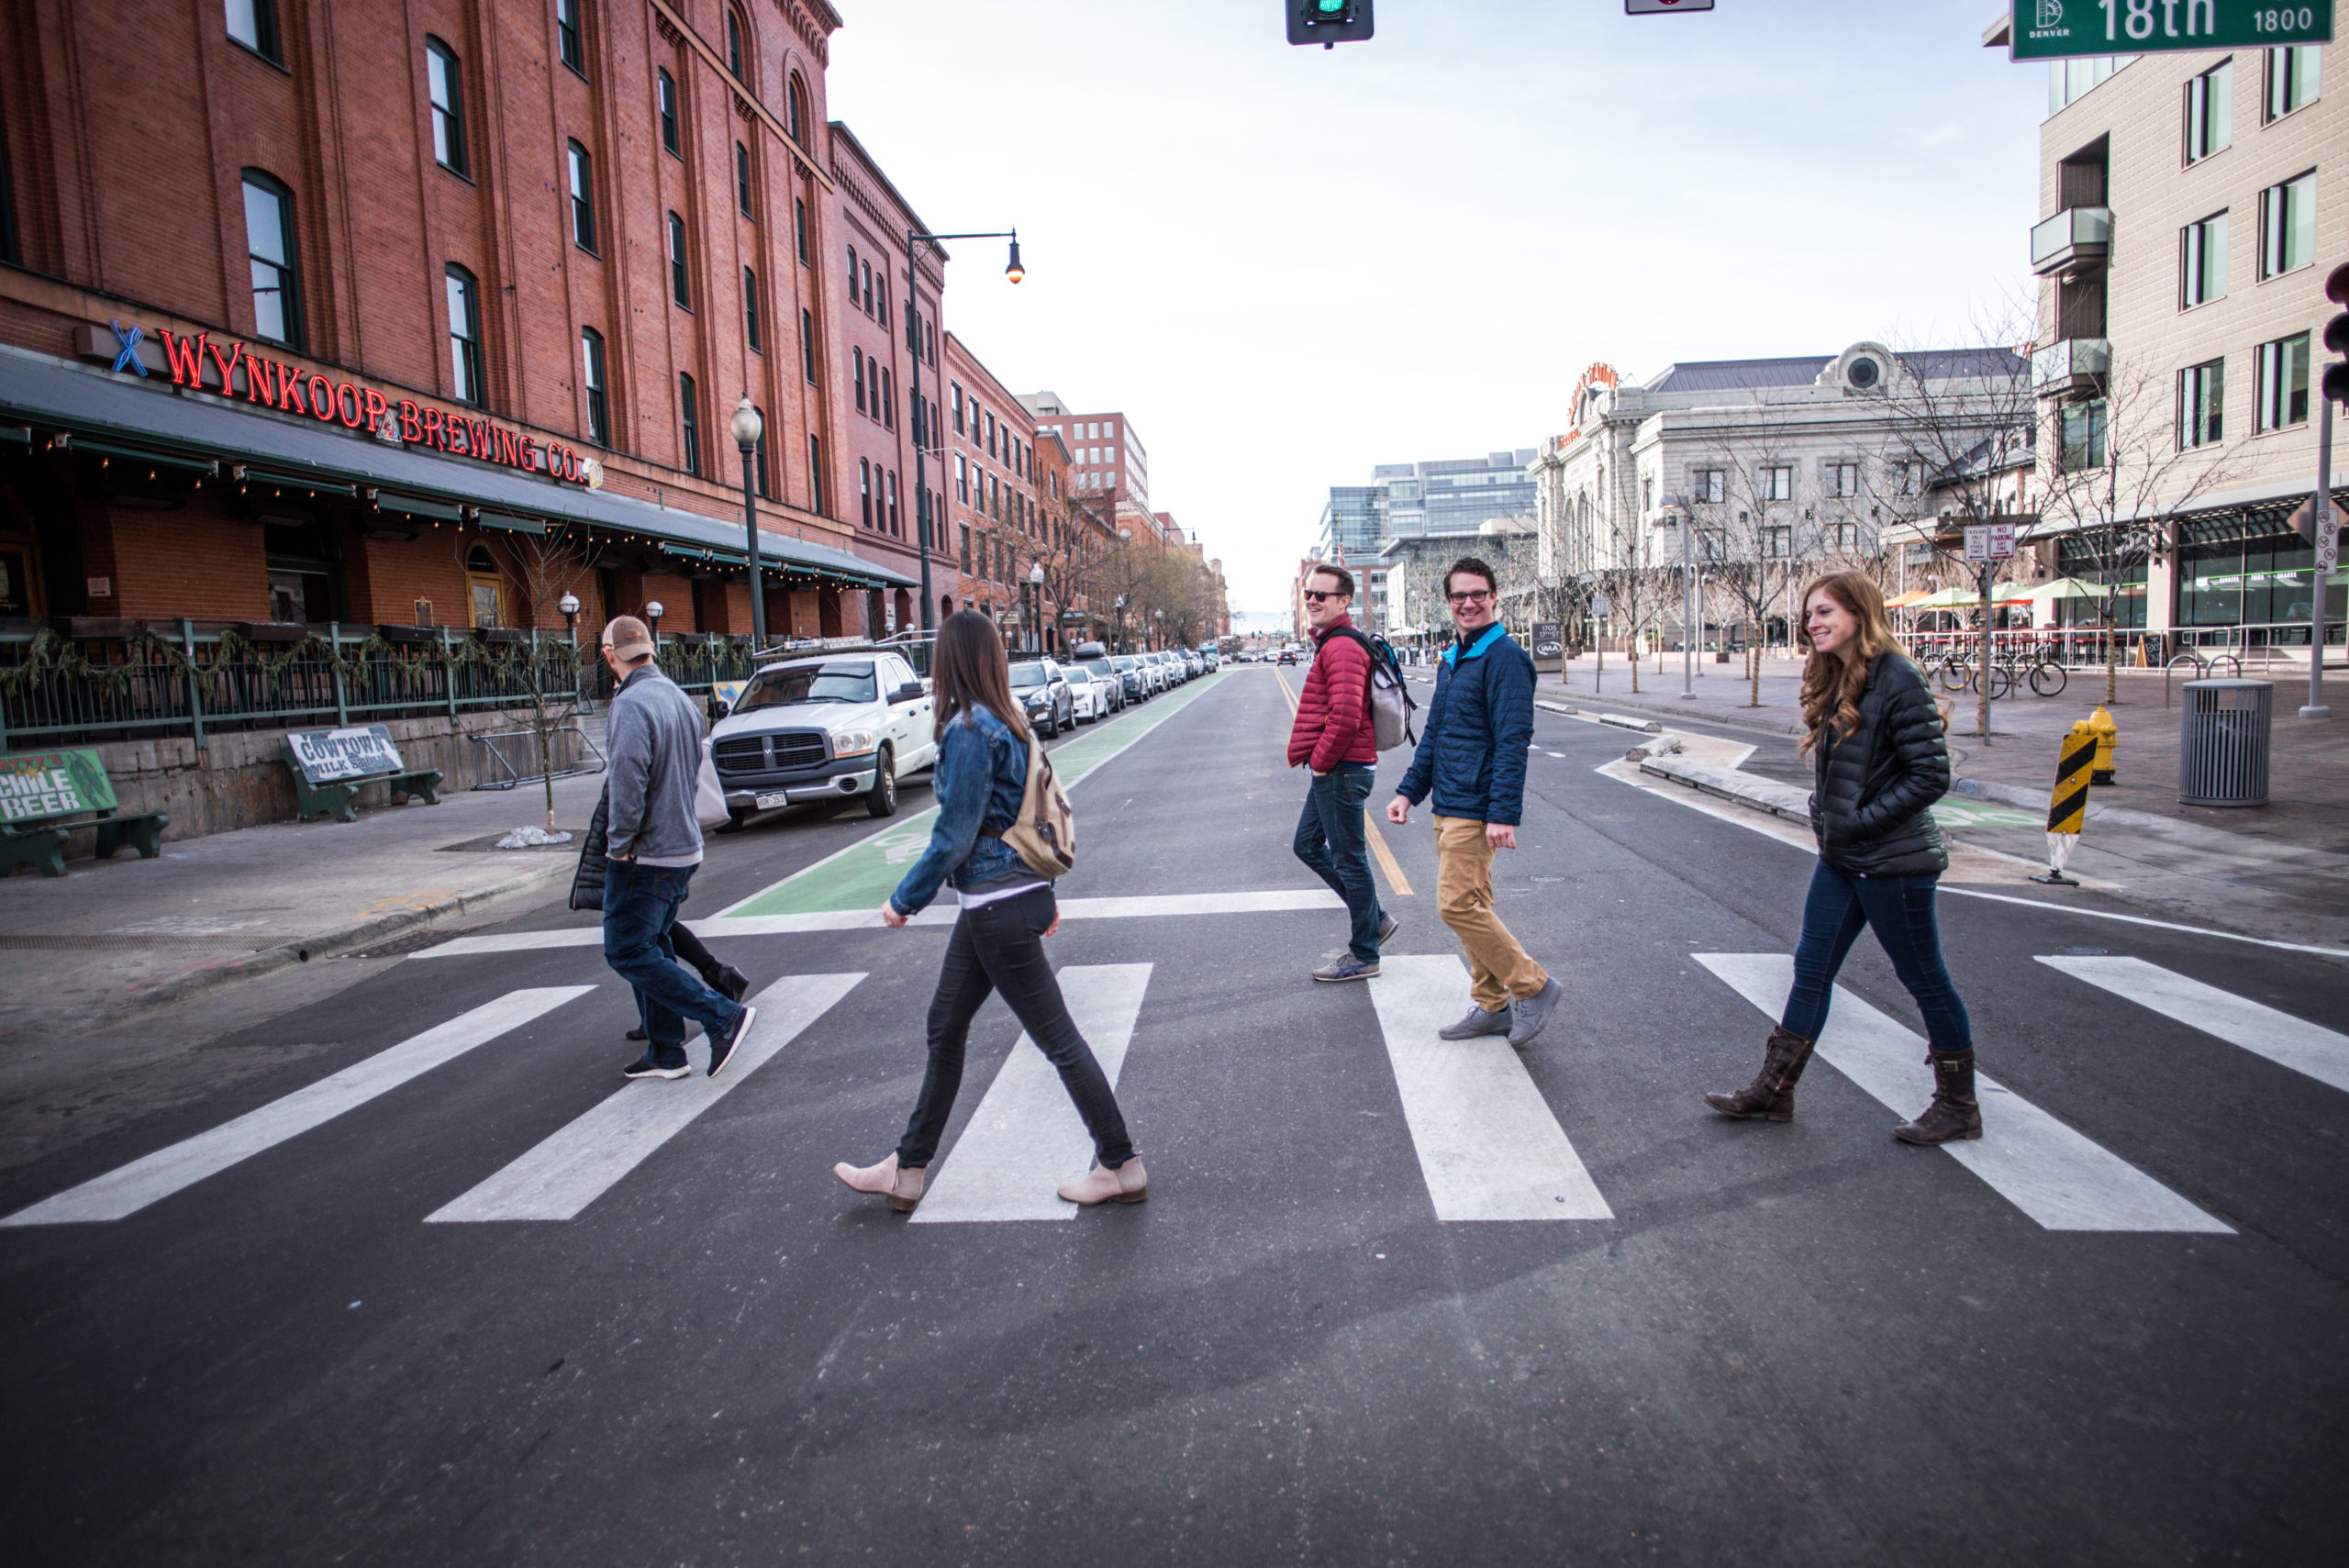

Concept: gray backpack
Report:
left=1329, top=628, right=1418, bottom=751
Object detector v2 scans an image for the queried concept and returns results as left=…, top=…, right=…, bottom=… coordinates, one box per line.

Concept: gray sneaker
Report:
left=1439, top=1006, right=1512, bottom=1040
left=1377, top=912, right=1399, bottom=945
left=1508, top=979, right=1564, bottom=1048
left=1313, top=956, right=1380, bottom=984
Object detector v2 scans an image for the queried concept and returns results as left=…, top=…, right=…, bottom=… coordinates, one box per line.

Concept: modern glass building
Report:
left=1319, top=452, right=1537, bottom=563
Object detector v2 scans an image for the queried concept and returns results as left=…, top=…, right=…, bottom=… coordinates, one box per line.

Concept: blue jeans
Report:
left=602, top=860, right=747, bottom=1069
left=1780, top=861, right=1973, bottom=1055
left=1294, top=763, right=1384, bottom=964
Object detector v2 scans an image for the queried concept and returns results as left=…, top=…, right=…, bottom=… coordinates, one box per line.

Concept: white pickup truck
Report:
left=707, top=649, right=936, bottom=823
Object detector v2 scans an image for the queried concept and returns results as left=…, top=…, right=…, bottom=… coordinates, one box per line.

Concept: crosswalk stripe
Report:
left=0, top=987, right=595, bottom=1227
left=2036, top=955, right=2349, bottom=1095
left=1696, top=954, right=2229, bottom=1233
left=909, top=964, right=1153, bottom=1223
left=1367, top=955, right=1613, bottom=1222
left=424, top=972, right=863, bottom=1223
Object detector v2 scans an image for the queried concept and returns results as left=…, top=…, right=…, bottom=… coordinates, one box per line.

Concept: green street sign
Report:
left=2011, top=0, right=2332, bottom=59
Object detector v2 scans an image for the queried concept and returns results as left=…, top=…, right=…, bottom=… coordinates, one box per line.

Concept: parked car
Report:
left=710, top=650, right=934, bottom=823
left=1072, top=654, right=1123, bottom=717
left=1008, top=655, right=1074, bottom=736
left=1182, top=651, right=1203, bottom=678
left=1110, top=653, right=1149, bottom=703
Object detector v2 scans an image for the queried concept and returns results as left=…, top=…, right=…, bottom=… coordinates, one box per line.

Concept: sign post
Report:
left=1965, top=522, right=2018, bottom=745
left=2009, top=0, right=2332, bottom=59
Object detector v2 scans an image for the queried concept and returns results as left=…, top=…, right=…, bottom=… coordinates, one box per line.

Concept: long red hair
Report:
left=1797, top=571, right=1906, bottom=756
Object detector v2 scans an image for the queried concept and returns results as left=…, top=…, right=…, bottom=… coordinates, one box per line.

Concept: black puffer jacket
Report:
left=1808, top=651, right=1951, bottom=878
left=568, top=788, right=609, bottom=911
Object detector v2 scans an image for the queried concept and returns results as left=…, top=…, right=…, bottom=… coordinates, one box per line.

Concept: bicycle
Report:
left=1930, top=649, right=2011, bottom=699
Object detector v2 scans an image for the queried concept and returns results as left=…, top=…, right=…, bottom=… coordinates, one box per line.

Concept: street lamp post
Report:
left=1153, top=607, right=1163, bottom=651
left=644, top=600, right=663, bottom=662
left=903, top=225, right=1022, bottom=635
left=558, top=591, right=580, bottom=649
left=729, top=396, right=765, bottom=648
left=1114, top=594, right=1126, bottom=653
left=1027, top=561, right=1045, bottom=653
left=1662, top=495, right=1698, bottom=698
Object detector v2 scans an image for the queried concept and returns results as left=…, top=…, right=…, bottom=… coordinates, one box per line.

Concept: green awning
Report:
left=59, top=435, right=217, bottom=474
left=477, top=509, right=547, bottom=534
left=375, top=494, right=463, bottom=522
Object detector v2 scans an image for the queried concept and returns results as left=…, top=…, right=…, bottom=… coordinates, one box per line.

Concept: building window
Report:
left=1693, top=468, right=1725, bottom=504
left=2178, top=358, right=2225, bottom=449
left=807, top=435, right=824, bottom=512
left=445, top=264, right=483, bottom=406
left=735, top=140, right=753, bottom=217
left=726, top=7, right=746, bottom=79
left=801, top=308, right=816, bottom=384
left=2256, top=332, right=2311, bottom=431
left=2185, top=59, right=2232, bottom=163
left=581, top=327, right=609, bottom=446
left=743, top=266, right=761, bottom=350
left=240, top=171, right=303, bottom=349
left=877, top=276, right=889, bottom=330
left=2181, top=210, right=2229, bottom=306
left=860, top=458, right=873, bottom=527
left=556, top=0, right=584, bottom=75
left=753, top=408, right=770, bottom=498
left=862, top=261, right=874, bottom=314
left=2058, top=399, right=2107, bottom=471
left=1828, top=461, right=1858, bottom=498
left=226, top=0, right=280, bottom=62
left=956, top=452, right=968, bottom=504
left=1761, top=465, right=1793, bottom=502
left=845, top=244, right=858, bottom=303
left=567, top=140, right=596, bottom=251
left=787, top=76, right=807, bottom=144
left=2266, top=45, right=2321, bottom=121
left=679, top=373, right=700, bottom=474
left=887, top=470, right=900, bottom=534
left=952, top=383, right=964, bottom=433
left=881, top=367, right=894, bottom=428
left=426, top=39, right=468, bottom=175
left=852, top=348, right=865, bottom=413
left=961, top=524, right=972, bottom=571
left=656, top=69, right=679, bottom=155
left=795, top=196, right=808, bottom=263
left=667, top=211, right=690, bottom=307
left=2259, top=170, right=2316, bottom=279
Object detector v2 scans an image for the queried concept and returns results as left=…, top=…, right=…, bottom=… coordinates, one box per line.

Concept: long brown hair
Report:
left=930, top=608, right=1031, bottom=744
left=1797, top=571, right=1906, bottom=756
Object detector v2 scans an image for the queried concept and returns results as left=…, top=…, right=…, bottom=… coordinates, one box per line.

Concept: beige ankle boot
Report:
left=1057, top=1158, right=1148, bottom=1207
left=833, top=1154, right=925, bottom=1213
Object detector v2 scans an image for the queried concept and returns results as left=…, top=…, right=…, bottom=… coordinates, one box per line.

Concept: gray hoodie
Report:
left=604, top=663, right=707, bottom=862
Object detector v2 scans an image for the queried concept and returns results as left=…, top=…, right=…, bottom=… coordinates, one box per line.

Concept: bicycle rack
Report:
left=2164, top=651, right=2208, bottom=708
left=469, top=725, right=609, bottom=791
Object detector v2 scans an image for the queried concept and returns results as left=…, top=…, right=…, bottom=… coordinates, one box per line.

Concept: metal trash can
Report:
left=2178, top=679, right=2273, bottom=806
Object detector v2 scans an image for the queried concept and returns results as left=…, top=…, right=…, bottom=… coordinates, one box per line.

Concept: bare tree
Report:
left=501, top=524, right=604, bottom=833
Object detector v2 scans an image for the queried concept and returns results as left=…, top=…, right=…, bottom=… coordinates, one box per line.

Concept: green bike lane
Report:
left=713, top=672, right=1236, bottom=918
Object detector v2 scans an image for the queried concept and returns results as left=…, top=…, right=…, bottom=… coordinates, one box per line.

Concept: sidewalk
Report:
left=1456, top=651, right=2349, bottom=951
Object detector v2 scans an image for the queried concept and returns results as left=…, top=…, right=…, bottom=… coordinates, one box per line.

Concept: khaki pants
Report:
left=1432, top=815, right=1550, bottom=1013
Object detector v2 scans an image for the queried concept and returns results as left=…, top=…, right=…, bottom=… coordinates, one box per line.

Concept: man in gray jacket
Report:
left=598, top=616, right=755, bottom=1080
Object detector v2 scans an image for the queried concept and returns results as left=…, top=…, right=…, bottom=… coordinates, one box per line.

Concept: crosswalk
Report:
left=5, top=951, right=2332, bottom=1238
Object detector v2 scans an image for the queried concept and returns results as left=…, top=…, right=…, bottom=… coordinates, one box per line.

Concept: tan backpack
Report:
left=1001, top=730, right=1076, bottom=878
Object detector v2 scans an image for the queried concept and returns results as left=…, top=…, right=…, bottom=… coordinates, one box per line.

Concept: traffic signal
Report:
left=1286, top=0, right=1374, bottom=48
left=2322, top=261, right=2349, bottom=406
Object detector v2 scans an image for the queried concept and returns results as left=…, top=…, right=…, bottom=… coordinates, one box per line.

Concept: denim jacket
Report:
left=888, top=703, right=1032, bottom=917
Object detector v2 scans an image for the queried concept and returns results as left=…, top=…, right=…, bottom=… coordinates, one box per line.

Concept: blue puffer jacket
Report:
left=889, top=702, right=1032, bottom=917
left=1394, top=623, right=1535, bottom=826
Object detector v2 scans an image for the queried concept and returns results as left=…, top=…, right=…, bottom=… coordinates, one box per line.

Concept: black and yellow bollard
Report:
left=2032, top=719, right=2096, bottom=886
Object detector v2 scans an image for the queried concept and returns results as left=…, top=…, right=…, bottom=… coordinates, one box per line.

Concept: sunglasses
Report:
left=1301, top=589, right=1346, bottom=603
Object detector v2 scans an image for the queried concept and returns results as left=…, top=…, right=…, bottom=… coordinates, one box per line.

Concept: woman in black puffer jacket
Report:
left=1705, top=571, right=1980, bottom=1145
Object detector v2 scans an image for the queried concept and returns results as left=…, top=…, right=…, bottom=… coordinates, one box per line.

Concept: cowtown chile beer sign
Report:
left=146, top=328, right=592, bottom=485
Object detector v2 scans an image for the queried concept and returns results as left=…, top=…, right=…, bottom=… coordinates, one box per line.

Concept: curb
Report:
left=1636, top=753, right=1813, bottom=823
left=109, top=857, right=573, bottom=1021
left=1541, top=686, right=1811, bottom=740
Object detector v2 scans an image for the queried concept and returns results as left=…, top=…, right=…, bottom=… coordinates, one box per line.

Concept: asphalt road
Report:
left=4, top=667, right=2346, bottom=1566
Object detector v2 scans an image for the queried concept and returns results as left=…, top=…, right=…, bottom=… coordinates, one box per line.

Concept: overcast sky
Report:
left=827, top=0, right=2047, bottom=619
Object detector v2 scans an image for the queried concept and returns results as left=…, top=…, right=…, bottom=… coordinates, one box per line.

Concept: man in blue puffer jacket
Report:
left=1386, top=558, right=1564, bottom=1048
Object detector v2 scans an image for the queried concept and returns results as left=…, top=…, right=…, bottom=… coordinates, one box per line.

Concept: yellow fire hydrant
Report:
left=2087, top=705, right=2118, bottom=785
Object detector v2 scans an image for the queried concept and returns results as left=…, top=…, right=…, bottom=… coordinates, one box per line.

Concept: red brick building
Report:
left=0, top=0, right=934, bottom=653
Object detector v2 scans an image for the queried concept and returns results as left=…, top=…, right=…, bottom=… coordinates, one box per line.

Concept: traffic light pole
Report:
left=2300, top=390, right=2332, bottom=719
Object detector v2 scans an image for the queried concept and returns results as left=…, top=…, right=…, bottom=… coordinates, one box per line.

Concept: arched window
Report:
left=845, top=244, right=858, bottom=304
left=752, top=406, right=770, bottom=498
left=667, top=211, right=689, bottom=307
left=726, top=7, right=747, bottom=80
left=852, top=347, right=865, bottom=413
left=860, top=457, right=874, bottom=528
left=426, top=38, right=467, bottom=175
left=444, top=264, right=483, bottom=406
left=787, top=75, right=807, bottom=144
left=555, top=0, right=584, bottom=75
left=880, top=367, right=893, bottom=428
left=465, top=545, right=503, bottom=628
left=580, top=327, right=610, bottom=446
left=742, top=265, right=761, bottom=351
left=735, top=140, right=753, bottom=217
left=656, top=68, right=680, bottom=156
left=239, top=170, right=303, bottom=349
left=886, top=469, right=899, bottom=534
left=566, top=140, right=596, bottom=251
left=679, top=372, right=699, bottom=475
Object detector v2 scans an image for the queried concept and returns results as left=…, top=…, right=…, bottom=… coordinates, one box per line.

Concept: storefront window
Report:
left=2055, top=535, right=2146, bottom=628
left=2176, top=510, right=2344, bottom=640
left=466, top=544, right=503, bottom=628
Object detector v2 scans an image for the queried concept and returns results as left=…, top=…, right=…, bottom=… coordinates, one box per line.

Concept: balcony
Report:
left=2032, top=338, right=2110, bottom=399
left=2030, top=206, right=2111, bottom=277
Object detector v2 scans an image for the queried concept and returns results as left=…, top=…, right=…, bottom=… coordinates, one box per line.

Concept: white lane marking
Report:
left=2037, top=955, right=2349, bottom=1095
left=425, top=973, right=863, bottom=1222
left=1943, top=888, right=2349, bottom=961
left=1367, top=955, right=1612, bottom=1222
left=415, top=889, right=1348, bottom=956
left=910, top=964, right=1152, bottom=1224
left=1695, top=954, right=2229, bottom=1233
left=2, top=988, right=595, bottom=1227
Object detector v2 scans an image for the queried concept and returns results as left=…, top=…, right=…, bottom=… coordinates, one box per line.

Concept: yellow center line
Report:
left=1277, top=671, right=1412, bottom=897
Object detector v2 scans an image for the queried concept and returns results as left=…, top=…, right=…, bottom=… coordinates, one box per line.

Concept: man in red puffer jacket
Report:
left=1286, top=564, right=1393, bottom=982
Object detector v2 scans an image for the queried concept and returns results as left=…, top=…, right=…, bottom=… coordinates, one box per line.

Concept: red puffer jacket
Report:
left=1286, top=614, right=1377, bottom=772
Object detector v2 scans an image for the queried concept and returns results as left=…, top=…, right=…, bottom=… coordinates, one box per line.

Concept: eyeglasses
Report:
left=1301, top=589, right=1346, bottom=603
left=1445, top=589, right=1494, bottom=605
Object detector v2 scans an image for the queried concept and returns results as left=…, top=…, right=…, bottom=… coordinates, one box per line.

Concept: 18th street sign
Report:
left=2011, top=0, right=2331, bottom=59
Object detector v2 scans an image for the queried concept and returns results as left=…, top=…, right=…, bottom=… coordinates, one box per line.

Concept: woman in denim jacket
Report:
left=834, top=611, right=1144, bottom=1213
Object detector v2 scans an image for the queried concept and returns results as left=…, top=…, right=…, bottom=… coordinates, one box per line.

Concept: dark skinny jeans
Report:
left=1780, top=860, right=1974, bottom=1056
left=896, top=886, right=1136, bottom=1171
left=602, top=861, right=747, bottom=1070
left=1294, top=763, right=1385, bottom=963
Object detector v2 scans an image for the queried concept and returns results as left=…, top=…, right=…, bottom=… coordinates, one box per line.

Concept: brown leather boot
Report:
left=1894, top=1051, right=1983, bottom=1144
left=1704, top=1027, right=1816, bottom=1122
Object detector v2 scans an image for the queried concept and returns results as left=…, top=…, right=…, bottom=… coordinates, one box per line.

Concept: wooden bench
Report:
left=280, top=724, right=445, bottom=824
left=1, top=748, right=169, bottom=878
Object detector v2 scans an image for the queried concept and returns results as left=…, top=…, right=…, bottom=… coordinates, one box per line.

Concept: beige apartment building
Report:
left=2018, top=27, right=2345, bottom=657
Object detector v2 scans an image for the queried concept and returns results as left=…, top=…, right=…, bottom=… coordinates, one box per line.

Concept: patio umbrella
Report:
left=1904, top=585, right=1986, bottom=609
left=2018, top=576, right=2106, bottom=601
left=1883, top=588, right=1931, bottom=608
